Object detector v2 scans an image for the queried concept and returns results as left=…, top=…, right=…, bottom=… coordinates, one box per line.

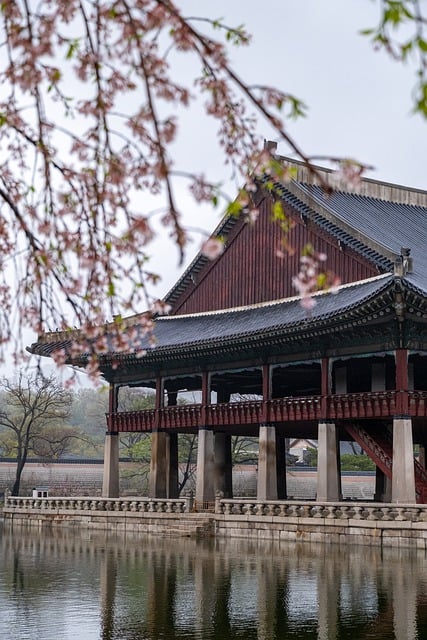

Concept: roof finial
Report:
left=394, top=247, right=413, bottom=276
left=263, top=139, right=277, bottom=153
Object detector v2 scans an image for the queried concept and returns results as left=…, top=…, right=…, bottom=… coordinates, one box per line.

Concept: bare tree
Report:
left=0, top=374, right=72, bottom=495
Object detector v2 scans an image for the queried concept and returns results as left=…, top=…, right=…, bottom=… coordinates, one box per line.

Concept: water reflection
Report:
left=1, top=520, right=427, bottom=639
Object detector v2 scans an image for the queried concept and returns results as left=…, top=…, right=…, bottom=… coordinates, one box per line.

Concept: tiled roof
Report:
left=29, top=275, right=394, bottom=362
left=165, top=171, right=427, bottom=306
left=296, top=184, right=427, bottom=288
left=150, top=275, right=393, bottom=351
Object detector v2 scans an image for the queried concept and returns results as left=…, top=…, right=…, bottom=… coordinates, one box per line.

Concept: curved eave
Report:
left=27, top=276, right=397, bottom=374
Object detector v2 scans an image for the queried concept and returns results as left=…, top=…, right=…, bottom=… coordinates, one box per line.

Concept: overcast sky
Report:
left=146, top=0, right=427, bottom=297
left=11, top=1, right=427, bottom=381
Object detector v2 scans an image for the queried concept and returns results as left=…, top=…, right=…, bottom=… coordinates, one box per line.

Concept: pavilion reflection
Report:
left=95, top=535, right=427, bottom=640
left=2, top=523, right=427, bottom=640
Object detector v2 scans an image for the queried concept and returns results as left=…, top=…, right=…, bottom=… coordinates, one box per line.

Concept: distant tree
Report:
left=69, top=387, right=109, bottom=436
left=178, top=433, right=197, bottom=495
left=117, top=387, right=154, bottom=491
left=31, top=423, right=88, bottom=459
left=231, top=436, right=258, bottom=464
left=340, top=454, right=375, bottom=472
left=0, top=374, right=72, bottom=495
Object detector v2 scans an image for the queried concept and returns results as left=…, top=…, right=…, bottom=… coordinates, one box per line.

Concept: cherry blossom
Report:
left=0, top=1, right=381, bottom=377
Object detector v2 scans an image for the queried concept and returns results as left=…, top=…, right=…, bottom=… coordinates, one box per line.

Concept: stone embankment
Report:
left=4, top=493, right=427, bottom=549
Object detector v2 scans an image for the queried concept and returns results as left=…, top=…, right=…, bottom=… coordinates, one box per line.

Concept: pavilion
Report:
left=29, top=154, right=427, bottom=506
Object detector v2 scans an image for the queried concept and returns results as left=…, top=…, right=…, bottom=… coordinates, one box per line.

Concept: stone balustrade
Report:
left=215, top=498, right=427, bottom=523
left=7, top=492, right=427, bottom=547
left=4, top=493, right=192, bottom=514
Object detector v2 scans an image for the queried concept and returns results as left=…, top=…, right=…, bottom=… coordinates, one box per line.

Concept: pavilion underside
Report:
left=99, top=346, right=427, bottom=507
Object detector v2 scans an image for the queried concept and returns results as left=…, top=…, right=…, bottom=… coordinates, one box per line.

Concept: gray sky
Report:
left=9, top=1, right=427, bottom=381
left=147, top=0, right=426, bottom=298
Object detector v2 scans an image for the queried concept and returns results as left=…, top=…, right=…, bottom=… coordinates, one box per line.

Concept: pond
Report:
left=1, top=520, right=427, bottom=639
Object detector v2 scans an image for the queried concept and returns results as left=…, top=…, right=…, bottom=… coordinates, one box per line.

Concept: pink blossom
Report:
left=201, top=237, right=225, bottom=260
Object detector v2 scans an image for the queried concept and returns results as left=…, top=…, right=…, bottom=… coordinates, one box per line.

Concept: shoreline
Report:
left=4, top=495, right=427, bottom=549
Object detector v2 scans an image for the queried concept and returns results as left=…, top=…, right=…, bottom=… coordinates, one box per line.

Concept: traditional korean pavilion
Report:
left=29, top=153, right=427, bottom=506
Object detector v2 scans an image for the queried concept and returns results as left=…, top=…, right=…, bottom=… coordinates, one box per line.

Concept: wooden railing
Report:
left=106, top=390, right=427, bottom=432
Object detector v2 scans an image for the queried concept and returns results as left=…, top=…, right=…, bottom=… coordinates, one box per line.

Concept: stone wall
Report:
left=4, top=494, right=427, bottom=549
left=0, top=461, right=375, bottom=500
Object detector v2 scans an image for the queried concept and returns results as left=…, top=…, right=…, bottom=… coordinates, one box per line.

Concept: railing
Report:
left=268, top=396, right=322, bottom=422
left=6, top=493, right=427, bottom=524
left=107, top=390, right=427, bottom=432
left=409, top=391, right=427, bottom=416
left=328, top=391, right=397, bottom=420
left=4, top=493, right=192, bottom=514
left=216, top=498, right=427, bottom=523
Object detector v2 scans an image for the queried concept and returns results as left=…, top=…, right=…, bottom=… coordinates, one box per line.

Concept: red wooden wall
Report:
left=169, top=194, right=379, bottom=315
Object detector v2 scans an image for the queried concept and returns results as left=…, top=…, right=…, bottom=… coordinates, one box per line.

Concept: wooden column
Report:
left=317, top=421, right=341, bottom=502
left=155, top=376, right=164, bottom=429
left=262, top=364, right=272, bottom=422
left=102, top=384, right=120, bottom=498
left=201, top=371, right=210, bottom=425
left=321, top=357, right=330, bottom=419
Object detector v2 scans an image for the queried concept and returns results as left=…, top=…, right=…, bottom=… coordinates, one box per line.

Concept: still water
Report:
left=1, top=521, right=427, bottom=640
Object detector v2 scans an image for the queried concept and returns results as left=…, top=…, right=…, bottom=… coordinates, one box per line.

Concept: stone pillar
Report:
left=374, top=467, right=392, bottom=502
left=214, top=432, right=233, bottom=498
left=257, top=424, right=277, bottom=501
left=102, top=432, right=120, bottom=498
left=317, top=421, right=341, bottom=502
left=419, top=444, right=427, bottom=469
left=149, top=430, right=168, bottom=498
left=276, top=432, right=287, bottom=500
left=166, top=432, right=179, bottom=499
left=392, top=417, right=416, bottom=503
left=195, top=428, right=215, bottom=505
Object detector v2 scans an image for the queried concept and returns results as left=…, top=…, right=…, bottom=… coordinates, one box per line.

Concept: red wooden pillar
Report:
left=262, top=364, right=272, bottom=422
left=154, top=376, right=164, bottom=429
left=395, top=349, right=409, bottom=415
left=108, top=383, right=118, bottom=414
left=321, top=357, right=330, bottom=419
left=103, top=383, right=120, bottom=498
left=201, top=371, right=210, bottom=425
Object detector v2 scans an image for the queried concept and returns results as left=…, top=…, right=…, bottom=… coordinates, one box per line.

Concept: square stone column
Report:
left=392, top=417, right=416, bottom=503
left=374, top=467, right=392, bottom=502
left=166, top=432, right=179, bottom=499
left=195, top=428, right=215, bottom=504
left=214, top=432, right=233, bottom=498
left=317, top=421, right=341, bottom=502
left=102, top=432, right=120, bottom=498
left=149, top=430, right=168, bottom=498
left=257, top=424, right=278, bottom=501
